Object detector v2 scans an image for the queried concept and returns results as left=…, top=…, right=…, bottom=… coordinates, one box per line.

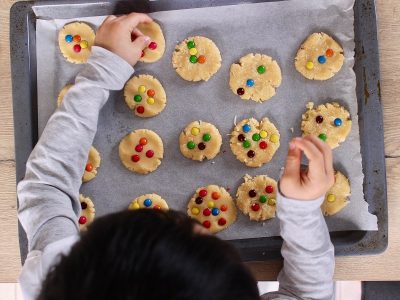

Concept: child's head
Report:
left=38, top=209, right=260, bottom=300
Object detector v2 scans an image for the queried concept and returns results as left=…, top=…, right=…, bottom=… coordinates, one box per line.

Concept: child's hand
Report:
left=95, top=13, right=152, bottom=65
left=280, top=136, right=335, bottom=200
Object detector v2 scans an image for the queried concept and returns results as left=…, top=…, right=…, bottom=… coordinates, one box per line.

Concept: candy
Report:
left=153, top=205, right=161, bottom=210
left=146, top=150, right=154, bottom=158
left=85, top=164, right=93, bottom=172
left=198, top=142, right=206, bottom=150
left=187, top=40, right=195, bottom=49
left=251, top=203, right=260, bottom=211
left=139, top=138, right=148, bottom=145
left=318, top=55, right=327, bottom=64
left=195, top=197, right=203, bottom=204
left=73, top=35, right=81, bottom=43
left=247, top=150, right=256, bottom=158
left=207, top=201, right=215, bottom=208
left=252, top=133, right=261, bottom=141
left=270, top=134, right=279, bottom=143
left=131, top=202, right=140, bottom=210
left=79, top=216, right=87, bottom=224
left=268, top=198, right=276, bottom=206
left=199, top=189, right=208, bottom=197
left=257, top=65, right=266, bottom=74
left=135, top=144, right=143, bottom=152
left=81, top=202, right=87, bottom=209
left=144, top=199, right=152, bottom=207
left=147, top=89, right=155, bottom=97
left=147, top=97, right=155, bottom=105
left=318, top=133, right=327, bottom=141
left=203, top=208, right=211, bottom=216
left=259, top=141, right=268, bottom=149
left=220, top=204, right=228, bottom=212
left=134, top=95, right=142, bottom=102
left=326, top=49, right=334, bottom=57
left=65, top=35, right=73, bottom=43
left=237, top=88, right=245, bottom=96
left=136, top=106, right=145, bottom=114
left=246, top=79, right=255, bottom=87
left=138, top=85, right=146, bottom=93
left=141, top=50, right=145, bottom=58
left=212, top=208, right=220, bottom=216
left=198, top=55, right=206, bottom=64
left=248, top=189, right=257, bottom=198
left=259, top=195, right=267, bottom=203
left=212, top=192, right=220, bottom=200
left=243, top=140, right=251, bottom=148
left=148, top=42, right=157, bottom=50
left=327, top=194, right=336, bottom=203
left=203, top=220, right=211, bottom=229
left=191, top=127, right=200, bottom=136
left=189, top=48, right=198, bottom=56
left=131, top=155, right=140, bottom=162
left=191, top=207, right=200, bottom=215
left=238, top=134, right=246, bottom=142
left=73, top=44, right=81, bottom=53
left=242, top=124, right=251, bottom=133
left=187, top=141, right=196, bottom=150
left=265, top=185, right=274, bottom=193
left=80, top=40, right=88, bottom=49
left=218, top=218, right=227, bottom=226
left=334, top=118, right=343, bottom=127
left=189, top=55, right=198, bottom=63
left=260, top=130, right=268, bottom=138
left=316, top=115, right=324, bottom=124
left=306, top=61, right=314, bottom=70
left=203, top=133, right=211, bottom=142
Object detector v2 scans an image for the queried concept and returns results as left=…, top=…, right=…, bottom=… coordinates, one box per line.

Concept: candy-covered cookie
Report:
left=58, top=22, right=95, bottom=64
left=137, top=21, right=165, bottom=63
left=79, top=194, right=95, bottom=230
left=82, top=146, right=101, bottom=183
left=230, top=118, right=280, bottom=167
left=124, top=75, right=167, bottom=118
left=236, top=175, right=277, bottom=222
left=295, top=32, right=344, bottom=80
left=128, top=193, right=169, bottom=211
left=172, top=36, right=222, bottom=82
left=229, top=53, right=282, bottom=103
left=301, top=102, right=352, bottom=149
left=119, top=129, right=163, bottom=175
left=57, top=84, right=73, bottom=106
left=179, top=121, right=222, bottom=161
left=187, top=185, right=237, bottom=233
left=321, top=171, right=350, bottom=216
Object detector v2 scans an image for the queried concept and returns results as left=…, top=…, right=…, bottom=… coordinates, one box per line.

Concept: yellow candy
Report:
left=191, top=207, right=200, bottom=215
left=327, top=194, right=336, bottom=203
left=80, top=40, right=89, bottom=49
left=270, top=134, right=279, bottom=143
left=306, top=61, right=314, bottom=70
left=207, top=201, right=215, bottom=208
left=189, top=48, right=198, bottom=55
left=268, top=198, right=276, bottom=206
left=191, top=127, right=200, bottom=136
left=138, top=85, right=146, bottom=93
left=260, top=130, right=268, bottom=139
left=147, top=97, right=155, bottom=105
left=130, top=202, right=140, bottom=210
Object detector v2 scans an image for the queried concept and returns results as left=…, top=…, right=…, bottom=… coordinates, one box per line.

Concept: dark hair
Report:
left=38, top=209, right=259, bottom=300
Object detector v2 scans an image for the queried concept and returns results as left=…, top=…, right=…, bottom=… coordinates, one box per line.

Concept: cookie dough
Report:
left=124, top=75, right=167, bottom=118
left=58, top=22, right=95, bottom=64
left=119, top=129, right=164, bottom=174
left=57, top=84, right=73, bottom=106
left=172, top=36, right=222, bottom=82
left=79, top=194, right=95, bottom=230
left=295, top=32, right=345, bottom=80
left=236, top=175, right=277, bottom=221
left=137, top=21, right=165, bottom=63
left=229, top=53, right=282, bottom=103
left=82, top=146, right=101, bottom=183
left=187, top=185, right=237, bottom=233
left=301, top=102, right=352, bottom=149
left=128, top=193, right=169, bottom=210
left=179, top=121, right=222, bottom=161
left=230, top=117, right=280, bottom=167
left=321, top=171, right=350, bottom=216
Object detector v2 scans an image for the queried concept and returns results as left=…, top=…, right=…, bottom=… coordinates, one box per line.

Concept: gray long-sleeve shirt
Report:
left=17, top=46, right=334, bottom=300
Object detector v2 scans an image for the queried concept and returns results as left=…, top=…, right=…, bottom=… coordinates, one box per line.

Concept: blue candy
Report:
left=211, top=208, right=220, bottom=216
left=144, top=199, right=152, bottom=207
left=65, top=34, right=73, bottom=43
left=242, top=124, right=251, bottom=133
left=334, top=118, right=343, bottom=127
left=318, top=55, right=327, bottom=64
left=246, top=79, right=255, bottom=87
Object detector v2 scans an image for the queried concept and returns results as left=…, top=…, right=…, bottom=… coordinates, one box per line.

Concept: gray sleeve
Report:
left=17, top=46, right=134, bottom=251
left=262, top=192, right=335, bottom=300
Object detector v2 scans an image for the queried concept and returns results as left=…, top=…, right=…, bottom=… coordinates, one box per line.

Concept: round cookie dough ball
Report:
left=124, top=75, right=167, bottom=118
left=82, top=146, right=101, bottom=183
left=179, top=121, right=222, bottom=161
left=137, top=21, right=165, bottom=63
left=295, top=32, right=344, bottom=80
left=58, top=22, right=95, bottom=64
left=57, top=84, right=73, bottom=106
left=119, top=129, right=164, bottom=175
left=172, top=36, right=222, bottom=82
left=301, top=102, right=352, bottom=149
left=321, top=171, right=350, bottom=216
left=187, top=185, right=237, bottom=234
left=230, top=117, right=280, bottom=168
left=236, top=175, right=277, bottom=222
left=79, top=194, right=95, bottom=230
left=230, top=53, right=282, bottom=103
left=128, top=193, right=169, bottom=211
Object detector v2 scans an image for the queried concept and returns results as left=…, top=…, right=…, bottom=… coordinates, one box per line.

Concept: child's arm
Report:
left=17, top=13, right=151, bottom=252
left=264, top=136, right=335, bottom=300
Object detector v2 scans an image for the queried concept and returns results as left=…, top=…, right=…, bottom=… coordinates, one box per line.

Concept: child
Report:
left=17, top=13, right=335, bottom=300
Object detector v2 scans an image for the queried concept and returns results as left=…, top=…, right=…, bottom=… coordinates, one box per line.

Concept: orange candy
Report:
left=139, top=138, right=148, bottom=146
left=198, top=55, right=206, bottom=64
left=85, top=163, right=93, bottom=172
left=220, top=205, right=228, bottom=212
left=147, top=89, right=155, bottom=97
left=73, top=35, right=81, bottom=43
left=326, top=49, right=334, bottom=57
left=153, top=205, right=161, bottom=210
left=211, top=192, right=220, bottom=200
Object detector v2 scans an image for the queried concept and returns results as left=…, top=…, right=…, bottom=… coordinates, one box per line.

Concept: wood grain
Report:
left=0, top=0, right=399, bottom=282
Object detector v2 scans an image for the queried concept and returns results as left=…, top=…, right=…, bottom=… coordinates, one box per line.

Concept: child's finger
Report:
left=120, top=13, right=153, bottom=32
left=294, top=138, right=325, bottom=179
left=303, top=135, right=333, bottom=176
left=283, top=140, right=302, bottom=181
left=103, top=15, right=117, bottom=24
left=131, top=35, right=151, bottom=53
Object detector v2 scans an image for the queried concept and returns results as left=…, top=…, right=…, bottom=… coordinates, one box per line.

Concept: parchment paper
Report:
left=36, top=0, right=378, bottom=240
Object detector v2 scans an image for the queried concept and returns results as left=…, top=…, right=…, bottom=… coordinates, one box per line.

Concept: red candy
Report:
left=146, top=150, right=154, bottom=158
left=199, top=189, right=208, bottom=197
left=137, top=106, right=145, bottom=114
left=139, top=138, right=148, bottom=145
left=85, top=163, right=93, bottom=172
left=203, top=208, right=211, bottom=216
left=259, top=141, right=268, bottom=149
left=79, top=216, right=87, bottom=225
left=220, top=205, right=228, bottom=212
left=265, top=185, right=274, bottom=194
left=203, top=220, right=211, bottom=229
left=251, top=203, right=260, bottom=211
left=212, top=192, right=220, bottom=200
left=131, top=154, right=140, bottom=162
left=135, top=144, right=143, bottom=152
left=148, top=42, right=157, bottom=50
left=141, top=50, right=145, bottom=58
left=153, top=205, right=161, bottom=210
left=218, top=218, right=226, bottom=226
left=147, top=89, right=155, bottom=97
left=73, top=44, right=81, bottom=53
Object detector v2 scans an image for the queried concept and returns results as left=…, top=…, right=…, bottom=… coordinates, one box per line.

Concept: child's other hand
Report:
left=280, top=136, right=335, bottom=201
left=95, top=13, right=152, bottom=66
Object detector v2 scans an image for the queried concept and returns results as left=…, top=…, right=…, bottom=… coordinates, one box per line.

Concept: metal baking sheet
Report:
left=10, top=0, right=387, bottom=263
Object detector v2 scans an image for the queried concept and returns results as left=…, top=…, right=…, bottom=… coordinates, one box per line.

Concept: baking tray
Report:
left=10, top=0, right=387, bottom=263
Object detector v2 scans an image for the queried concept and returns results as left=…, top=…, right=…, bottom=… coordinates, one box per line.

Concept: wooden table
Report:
left=0, top=0, right=399, bottom=282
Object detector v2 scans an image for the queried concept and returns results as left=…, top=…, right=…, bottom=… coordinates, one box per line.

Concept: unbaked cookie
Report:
left=119, top=129, right=164, bottom=174
left=57, top=84, right=73, bottom=106
left=172, top=36, right=222, bottom=81
left=179, top=121, right=222, bottom=161
left=124, top=74, right=166, bottom=118
left=230, top=117, right=280, bottom=167
left=82, top=146, right=101, bottom=183
left=321, top=171, right=351, bottom=216
left=128, top=193, right=169, bottom=210
left=301, top=102, right=352, bottom=149
left=137, top=21, right=165, bottom=63
left=187, top=185, right=237, bottom=233
left=295, top=32, right=344, bottom=80
left=236, top=175, right=277, bottom=222
left=229, top=53, right=282, bottom=103
left=79, top=194, right=95, bottom=230
left=58, top=22, right=95, bottom=64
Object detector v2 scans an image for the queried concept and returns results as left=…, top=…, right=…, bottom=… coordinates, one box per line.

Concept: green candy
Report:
left=187, top=40, right=195, bottom=49
left=189, top=55, right=198, bottom=64
left=252, top=133, right=261, bottom=142
left=187, top=141, right=196, bottom=150
left=259, top=195, right=267, bottom=203
left=203, top=133, right=211, bottom=142
left=134, top=95, right=142, bottom=102
left=257, top=65, right=266, bottom=74
left=318, top=133, right=327, bottom=142
left=243, top=140, right=251, bottom=149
